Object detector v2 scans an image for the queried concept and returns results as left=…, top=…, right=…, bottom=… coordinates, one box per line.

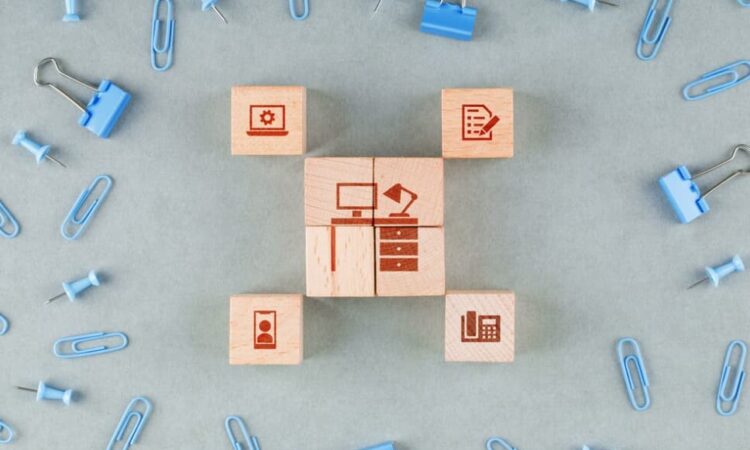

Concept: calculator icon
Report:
left=461, top=311, right=501, bottom=343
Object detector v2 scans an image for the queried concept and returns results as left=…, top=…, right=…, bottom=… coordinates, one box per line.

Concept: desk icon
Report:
left=461, top=311, right=500, bottom=343
left=462, top=104, right=500, bottom=141
left=247, top=105, right=289, bottom=137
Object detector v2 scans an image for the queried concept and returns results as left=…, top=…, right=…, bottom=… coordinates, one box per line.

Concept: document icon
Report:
left=462, top=104, right=500, bottom=141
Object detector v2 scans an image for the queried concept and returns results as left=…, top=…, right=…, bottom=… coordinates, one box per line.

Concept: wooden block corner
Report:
left=441, top=88, right=514, bottom=159
left=445, top=290, right=515, bottom=362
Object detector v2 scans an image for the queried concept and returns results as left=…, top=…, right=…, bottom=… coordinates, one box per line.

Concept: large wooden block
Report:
left=229, top=294, right=303, bottom=365
left=445, top=291, right=515, bottom=363
left=373, top=158, right=444, bottom=227
left=304, top=157, right=375, bottom=226
left=231, top=86, right=306, bottom=155
left=376, top=227, right=445, bottom=297
left=442, top=88, right=514, bottom=159
left=306, top=226, right=375, bottom=297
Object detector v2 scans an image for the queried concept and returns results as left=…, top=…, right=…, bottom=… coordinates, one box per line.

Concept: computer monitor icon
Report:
left=336, top=183, right=377, bottom=218
left=246, top=105, right=289, bottom=137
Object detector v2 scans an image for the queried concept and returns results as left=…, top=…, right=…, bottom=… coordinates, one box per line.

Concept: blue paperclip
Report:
left=617, top=338, right=651, bottom=412
left=683, top=60, right=750, bottom=101
left=53, top=331, right=129, bottom=359
left=289, top=0, right=309, bottom=20
left=225, top=416, right=261, bottom=450
left=359, top=443, right=395, bottom=450
left=636, top=0, right=672, bottom=61
left=0, top=313, right=8, bottom=336
left=486, top=437, right=517, bottom=450
left=420, top=0, right=477, bottom=41
left=151, top=0, right=175, bottom=72
left=106, top=397, right=153, bottom=450
left=0, top=200, right=20, bottom=240
left=0, top=419, right=15, bottom=444
left=61, top=175, right=113, bottom=241
left=739, top=0, right=750, bottom=7
left=716, top=340, right=748, bottom=416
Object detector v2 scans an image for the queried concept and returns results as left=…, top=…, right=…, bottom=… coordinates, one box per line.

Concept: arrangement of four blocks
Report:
left=229, top=85, right=516, bottom=365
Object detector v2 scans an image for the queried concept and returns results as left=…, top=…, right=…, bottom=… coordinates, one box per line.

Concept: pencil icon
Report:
left=479, top=115, right=500, bottom=136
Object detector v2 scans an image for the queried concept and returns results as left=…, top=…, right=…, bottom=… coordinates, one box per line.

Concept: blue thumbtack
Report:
left=420, top=0, right=477, bottom=41
left=359, top=443, right=395, bottom=450
left=34, top=58, right=131, bottom=139
left=17, top=381, right=76, bottom=405
left=11, top=130, right=66, bottom=167
left=202, top=0, right=228, bottom=23
left=560, top=0, right=618, bottom=11
left=45, top=270, right=101, bottom=304
left=660, top=145, right=750, bottom=224
left=689, top=255, right=745, bottom=289
left=63, top=0, right=80, bottom=21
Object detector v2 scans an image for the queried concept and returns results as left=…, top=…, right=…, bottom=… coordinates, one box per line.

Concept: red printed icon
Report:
left=247, top=105, right=289, bottom=137
left=462, top=104, right=500, bottom=141
left=461, top=311, right=501, bottom=343
left=254, top=310, right=277, bottom=350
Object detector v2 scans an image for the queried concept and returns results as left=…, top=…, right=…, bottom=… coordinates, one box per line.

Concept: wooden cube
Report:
left=373, top=158, right=444, bottom=227
left=229, top=293, right=303, bottom=365
left=231, top=86, right=306, bottom=155
left=306, top=226, right=375, bottom=297
left=445, top=291, right=515, bottom=363
left=376, top=227, right=445, bottom=297
left=442, top=88, right=514, bottom=159
left=305, top=157, right=375, bottom=227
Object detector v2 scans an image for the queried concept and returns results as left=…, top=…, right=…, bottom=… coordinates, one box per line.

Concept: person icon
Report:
left=254, top=312, right=276, bottom=349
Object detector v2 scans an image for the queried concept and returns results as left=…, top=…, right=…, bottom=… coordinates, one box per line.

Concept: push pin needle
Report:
left=598, top=0, right=619, bottom=6
left=45, top=270, right=101, bottom=304
left=202, top=0, right=228, bottom=24
left=688, top=255, right=745, bottom=289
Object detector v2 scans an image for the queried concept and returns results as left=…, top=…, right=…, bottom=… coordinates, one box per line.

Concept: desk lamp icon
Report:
left=383, top=183, right=418, bottom=217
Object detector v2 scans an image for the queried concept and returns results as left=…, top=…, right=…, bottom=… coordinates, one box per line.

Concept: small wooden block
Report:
left=231, top=86, right=306, bottom=155
left=442, top=88, right=514, bottom=159
left=229, top=293, right=303, bottom=365
left=304, top=157, right=375, bottom=226
left=445, top=291, right=515, bottom=363
left=376, top=227, right=445, bottom=297
left=306, top=226, right=375, bottom=297
left=373, top=158, right=444, bottom=227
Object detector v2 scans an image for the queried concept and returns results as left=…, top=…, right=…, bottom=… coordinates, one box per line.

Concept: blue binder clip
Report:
left=106, top=397, right=152, bottom=450
left=561, top=0, right=618, bottom=12
left=61, top=175, right=113, bottom=240
left=0, top=200, right=20, bottom=239
left=53, top=331, right=129, bottom=359
left=151, top=0, right=175, bottom=71
left=0, top=419, right=15, bottom=444
left=359, top=443, right=395, bottom=450
left=636, top=0, right=672, bottom=61
left=487, top=437, right=518, bottom=450
left=225, top=416, right=261, bottom=450
left=34, top=58, right=131, bottom=138
left=716, top=340, right=747, bottom=416
left=659, top=145, right=749, bottom=224
left=420, top=0, right=476, bottom=41
left=617, top=338, right=651, bottom=412
left=683, top=60, right=750, bottom=101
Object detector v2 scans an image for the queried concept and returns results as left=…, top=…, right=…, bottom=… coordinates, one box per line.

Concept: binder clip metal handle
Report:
left=691, top=144, right=750, bottom=199
left=34, top=57, right=98, bottom=114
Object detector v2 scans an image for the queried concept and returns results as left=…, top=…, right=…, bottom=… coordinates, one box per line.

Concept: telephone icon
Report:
left=461, top=311, right=500, bottom=343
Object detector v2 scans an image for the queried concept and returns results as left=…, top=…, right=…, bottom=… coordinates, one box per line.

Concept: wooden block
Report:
left=373, top=158, right=444, bottom=227
left=445, top=291, right=515, bottom=363
left=231, top=86, right=306, bottom=155
left=305, top=157, right=375, bottom=227
left=306, top=226, right=375, bottom=297
left=229, top=293, right=303, bottom=365
left=376, top=227, right=445, bottom=296
left=441, top=88, right=514, bottom=159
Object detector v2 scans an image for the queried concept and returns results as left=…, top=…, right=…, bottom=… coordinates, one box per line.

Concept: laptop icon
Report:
left=246, top=105, right=289, bottom=137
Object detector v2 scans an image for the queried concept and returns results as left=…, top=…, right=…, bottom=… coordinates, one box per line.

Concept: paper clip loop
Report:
left=106, top=397, right=153, bottom=450
left=683, top=60, right=750, bottom=101
left=225, top=416, right=261, bottom=450
left=53, top=331, right=129, bottom=359
left=636, top=0, right=672, bottom=61
left=739, top=0, right=750, bottom=7
left=0, top=313, right=9, bottom=336
left=61, top=175, right=113, bottom=241
left=289, top=0, right=309, bottom=20
left=151, top=0, right=175, bottom=72
left=617, top=337, right=651, bottom=412
left=0, top=200, right=20, bottom=239
left=486, top=437, right=517, bottom=450
left=716, top=340, right=748, bottom=416
left=0, top=419, right=15, bottom=444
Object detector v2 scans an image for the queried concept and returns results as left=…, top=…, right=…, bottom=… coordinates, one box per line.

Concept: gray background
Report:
left=1, top=1, right=749, bottom=449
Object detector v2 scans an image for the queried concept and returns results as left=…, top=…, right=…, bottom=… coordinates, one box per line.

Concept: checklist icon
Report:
left=461, top=104, right=500, bottom=141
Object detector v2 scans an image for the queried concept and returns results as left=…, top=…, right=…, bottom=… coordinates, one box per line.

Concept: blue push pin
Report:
left=689, top=255, right=745, bottom=289
left=12, top=130, right=66, bottom=167
left=561, top=0, right=618, bottom=11
left=17, top=381, right=76, bottom=405
left=359, top=443, right=395, bottom=450
left=202, top=0, right=228, bottom=23
left=63, top=0, right=80, bottom=21
left=45, top=270, right=101, bottom=304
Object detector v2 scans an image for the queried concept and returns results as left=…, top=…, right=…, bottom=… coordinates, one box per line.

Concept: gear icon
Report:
left=259, top=110, right=276, bottom=126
